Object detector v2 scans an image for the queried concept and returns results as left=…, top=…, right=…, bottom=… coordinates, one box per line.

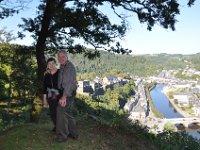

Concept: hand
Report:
left=44, top=69, right=50, bottom=75
left=59, top=96, right=67, bottom=107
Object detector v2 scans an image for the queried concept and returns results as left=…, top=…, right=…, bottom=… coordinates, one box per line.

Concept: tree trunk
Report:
left=35, top=0, right=54, bottom=97
left=31, top=0, right=54, bottom=122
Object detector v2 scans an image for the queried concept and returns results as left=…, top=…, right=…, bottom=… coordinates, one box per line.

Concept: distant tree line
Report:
left=70, top=52, right=188, bottom=80
left=1, top=44, right=198, bottom=100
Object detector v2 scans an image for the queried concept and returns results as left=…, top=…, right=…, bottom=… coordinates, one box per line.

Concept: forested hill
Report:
left=70, top=51, right=200, bottom=80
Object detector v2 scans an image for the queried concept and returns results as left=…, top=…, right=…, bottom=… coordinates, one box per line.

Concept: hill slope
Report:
left=0, top=118, right=157, bottom=150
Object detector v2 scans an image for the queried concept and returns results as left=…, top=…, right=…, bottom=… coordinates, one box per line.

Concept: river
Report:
left=150, top=84, right=183, bottom=118
left=150, top=84, right=200, bottom=140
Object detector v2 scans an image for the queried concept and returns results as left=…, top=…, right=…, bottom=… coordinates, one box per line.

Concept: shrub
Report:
left=163, top=122, right=176, bottom=132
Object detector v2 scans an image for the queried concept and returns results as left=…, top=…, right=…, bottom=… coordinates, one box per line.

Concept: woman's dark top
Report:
left=43, top=70, right=59, bottom=95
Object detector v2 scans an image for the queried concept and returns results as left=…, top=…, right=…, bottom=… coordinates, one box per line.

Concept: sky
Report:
left=0, top=0, right=200, bottom=55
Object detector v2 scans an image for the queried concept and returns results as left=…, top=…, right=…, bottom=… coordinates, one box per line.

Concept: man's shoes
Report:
left=68, top=134, right=78, bottom=140
left=54, top=136, right=67, bottom=143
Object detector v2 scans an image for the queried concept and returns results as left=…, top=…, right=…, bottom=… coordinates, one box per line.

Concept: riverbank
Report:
left=146, top=83, right=163, bottom=118
left=162, top=86, right=192, bottom=118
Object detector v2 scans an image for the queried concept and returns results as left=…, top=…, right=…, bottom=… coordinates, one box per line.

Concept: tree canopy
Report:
left=17, top=0, right=197, bottom=94
left=20, top=0, right=196, bottom=55
left=0, top=27, right=15, bottom=44
left=0, top=0, right=31, bottom=19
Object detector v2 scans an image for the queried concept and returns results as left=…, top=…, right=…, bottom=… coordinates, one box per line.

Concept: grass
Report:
left=0, top=117, right=157, bottom=150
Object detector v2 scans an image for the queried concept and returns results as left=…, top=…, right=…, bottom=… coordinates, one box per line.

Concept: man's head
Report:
left=58, top=50, right=68, bottom=65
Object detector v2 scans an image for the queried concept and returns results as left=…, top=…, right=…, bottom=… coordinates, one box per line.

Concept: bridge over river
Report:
left=163, top=117, right=200, bottom=127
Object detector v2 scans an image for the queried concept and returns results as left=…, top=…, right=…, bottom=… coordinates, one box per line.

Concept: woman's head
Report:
left=46, top=57, right=57, bottom=71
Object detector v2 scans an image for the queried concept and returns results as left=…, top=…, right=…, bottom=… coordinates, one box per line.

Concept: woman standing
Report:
left=43, top=57, right=59, bottom=132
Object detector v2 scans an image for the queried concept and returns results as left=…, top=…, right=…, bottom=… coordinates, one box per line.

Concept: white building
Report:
left=93, top=76, right=103, bottom=84
left=77, top=80, right=92, bottom=94
left=102, top=75, right=118, bottom=85
left=172, top=83, right=191, bottom=89
left=196, top=84, right=200, bottom=90
left=128, top=106, right=146, bottom=120
left=193, top=106, right=200, bottom=117
left=173, top=93, right=193, bottom=106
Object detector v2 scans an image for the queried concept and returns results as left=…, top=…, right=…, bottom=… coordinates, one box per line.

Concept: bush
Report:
left=163, top=122, right=176, bottom=132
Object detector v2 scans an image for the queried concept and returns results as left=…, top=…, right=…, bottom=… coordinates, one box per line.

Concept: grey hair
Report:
left=58, top=49, right=69, bottom=59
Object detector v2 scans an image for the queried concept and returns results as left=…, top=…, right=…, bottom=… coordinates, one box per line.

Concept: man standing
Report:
left=55, top=50, right=78, bottom=143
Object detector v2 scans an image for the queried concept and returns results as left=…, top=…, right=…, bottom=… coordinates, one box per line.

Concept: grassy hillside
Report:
left=0, top=118, right=157, bottom=150
left=1, top=96, right=200, bottom=150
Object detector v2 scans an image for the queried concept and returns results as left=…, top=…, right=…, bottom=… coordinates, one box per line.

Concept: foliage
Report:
left=74, top=95, right=200, bottom=150
left=156, top=131, right=200, bottom=150
left=75, top=80, right=135, bottom=119
left=0, top=43, right=200, bottom=148
left=196, top=93, right=200, bottom=99
left=153, top=124, right=158, bottom=130
left=174, top=99, right=178, bottom=104
left=181, top=104, right=194, bottom=115
left=186, top=53, right=200, bottom=71
left=0, top=98, right=32, bottom=132
left=0, top=0, right=31, bottom=19
left=0, top=80, right=200, bottom=149
left=163, top=122, right=176, bottom=132
left=0, top=27, right=15, bottom=44
left=70, top=52, right=190, bottom=78
left=30, top=97, right=42, bottom=122
left=99, top=81, right=135, bottom=112
left=16, top=0, right=197, bottom=96
left=77, top=72, right=96, bottom=81
left=167, top=91, right=174, bottom=99
left=143, top=54, right=187, bottom=70
left=0, top=44, right=37, bottom=98
left=175, top=70, right=200, bottom=80
left=0, top=43, right=36, bottom=130
left=18, top=0, right=191, bottom=53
